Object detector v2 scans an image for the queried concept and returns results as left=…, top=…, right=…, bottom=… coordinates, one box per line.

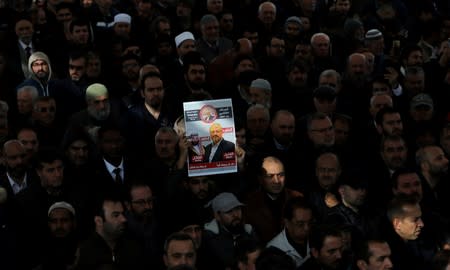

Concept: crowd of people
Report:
left=1, top=0, right=450, bottom=269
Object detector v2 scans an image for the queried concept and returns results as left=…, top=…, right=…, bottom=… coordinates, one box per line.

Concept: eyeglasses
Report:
left=132, top=197, right=154, bottom=206
left=38, top=107, right=55, bottom=113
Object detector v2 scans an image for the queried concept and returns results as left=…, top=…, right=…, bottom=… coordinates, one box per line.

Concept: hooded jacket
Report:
left=16, top=51, right=53, bottom=96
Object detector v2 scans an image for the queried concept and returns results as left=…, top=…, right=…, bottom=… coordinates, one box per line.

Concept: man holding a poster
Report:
left=204, top=123, right=235, bottom=163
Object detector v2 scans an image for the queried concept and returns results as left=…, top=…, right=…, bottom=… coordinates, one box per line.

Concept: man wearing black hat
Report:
left=326, top=169, right=380, bottom=242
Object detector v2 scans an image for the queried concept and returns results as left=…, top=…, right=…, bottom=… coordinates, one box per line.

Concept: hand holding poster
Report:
left=183, top=98, right=237, bottom=177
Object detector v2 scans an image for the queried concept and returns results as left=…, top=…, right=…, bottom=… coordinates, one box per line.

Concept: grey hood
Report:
left=28, top=51, right=52, bottom=82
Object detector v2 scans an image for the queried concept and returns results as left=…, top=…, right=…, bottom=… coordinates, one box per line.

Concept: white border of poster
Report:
left=183, top=98, right=237, bottom=177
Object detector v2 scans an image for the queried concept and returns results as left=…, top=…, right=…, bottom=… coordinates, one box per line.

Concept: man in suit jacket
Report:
left=204, top=122, right=235, bottom=163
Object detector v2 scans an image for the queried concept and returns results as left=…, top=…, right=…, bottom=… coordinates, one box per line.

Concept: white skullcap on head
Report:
left=114, top=13, right=132, bottom=24
left=175, top=31, right=195, bottom=48
left=86, top=83, right=108, bottom=100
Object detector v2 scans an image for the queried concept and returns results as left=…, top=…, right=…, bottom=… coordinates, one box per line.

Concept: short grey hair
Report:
left=258, top=1, right=276, bottom=14
left=247, top=104, right=270, bottom=121
left=17, top=85, right=39, bottom=102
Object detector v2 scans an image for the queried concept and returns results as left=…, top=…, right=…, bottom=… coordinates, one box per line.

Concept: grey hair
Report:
left=200, top=14, right=218, bottom=27
left=258, top=1, right=276, bottom=14
left=247, top=104, right=270, bottom=120
left=17, top=85, right=39, bottom=102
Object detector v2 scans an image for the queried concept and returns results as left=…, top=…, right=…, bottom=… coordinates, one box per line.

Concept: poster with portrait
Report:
left=183, top=98, right=237, bottom=177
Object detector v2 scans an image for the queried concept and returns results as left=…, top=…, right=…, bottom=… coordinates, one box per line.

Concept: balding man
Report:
left=204, top=122, right=235, bottom=163
left=245, top=156, right=303, bottom=243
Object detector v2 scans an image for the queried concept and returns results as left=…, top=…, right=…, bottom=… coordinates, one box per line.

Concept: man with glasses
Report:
left=245, top=156, right=303, bottom=243
left=50, top=51, right=89, bottom=121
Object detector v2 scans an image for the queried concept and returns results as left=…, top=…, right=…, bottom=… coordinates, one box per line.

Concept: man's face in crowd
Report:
left=31, top=59, right=50, bottom=80
left=69, top=57, right=86, bottom=81
left=129, top=185, right=153, bottom=221
left=340, top=185, right=367, bottom=209
left=86, top=56, right=101, bottom=78
left=393, top=173, right=422, bottom=201
left=393, top=203, right=424, bottom=241
left=56, top=8, right=73, bottom=23
left=17, top=129, right=39, bottom=161
left=235, top=59, right=255, bottom=76
left=207, top=0, right=223, bottom=13
left=202, top=20, right=220, bottom=43
left=88, top=95, right=110, bottom=120
left=370, top=95, right=392, bottom=118
left=99, top=130, right=124, bottom=160
left=177, top=40, right=196, bottom=57
left=114, top=22, right=131, bottom=39
left=216, top=206, right=243, bottom=233
left=98, top=200, right=127, bottom=239
left=261, top=160, right=285, bottom=195
left=380, top=113, right=403, bottom=136
left=335, top=0, right=351, bottom=14
left=308, top=117, right=335, bottom=147
left=142, top=76, right=164, bottom=109
left=4, top=141, right=27, bottom=178
left=155, top=132, right=177, bottom=160
left=48, top=208, right=75, bottom=238
left=37, top=159, right=64, bottom=189
left=17, top=90, right=33, bottom=114
left=288, top=67, right=308, bottom=89
left=381, top=139, right=407, bottom=170
left=67, top=139, right=89, bottom=166
left=404, top=73, right=425, bottom=96
left=285, top=207, right=313, bottom=244
left=347, top=54, right=368, bottom=83
left=186, top=177, right=209, bottom=200
left=164, top=239, right=197, bottom=269
left=122, top=58, right=140, bottom=81
left=33, top=99, right=56, bottom=126
left=423, top=146, right=449, bottom=176
left=285, top=22, right=301, bottom=39
left=247, top=108, right=270, bottom=137
left=267, top=37, right=285, bottom=58
left=258, top=3, right=276, bottom=24
left=358, top=242, right=393, bottom=270
left=71, top=25, right=89, bottom=45
left=181, top=225, right=203, bottom=249
left=185, top=64, right=206, bottom=91
left=271, top=113, right=295, bottom=145
left=316, top=154, right=340, bottom=190
left=220, top=13, right=233, bottom=32
left=312, top=35, right=330, bottom=58
left=15, top=19, right=34, bottom=44
left=405, top=50, right=423, bottom=67
left=313, top=235, right=343, bottom=269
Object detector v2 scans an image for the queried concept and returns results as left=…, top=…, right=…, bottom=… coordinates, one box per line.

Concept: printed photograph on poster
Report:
left=183, top=98, right=237, bottom=177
